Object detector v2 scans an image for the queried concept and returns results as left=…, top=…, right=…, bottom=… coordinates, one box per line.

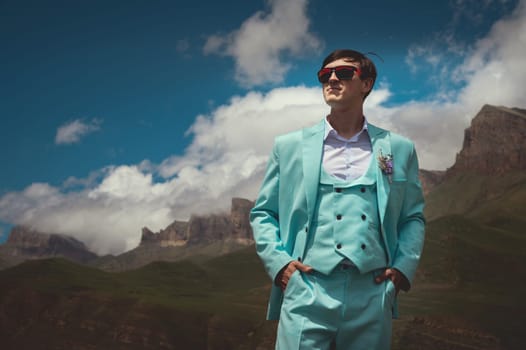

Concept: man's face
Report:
left=320, top=58, right=369, bottom=109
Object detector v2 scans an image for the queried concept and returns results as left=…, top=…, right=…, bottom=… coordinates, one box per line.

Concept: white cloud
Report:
left=457, top=2, right=526, bottom=109
left=392, top=0, right=526, bottom=170
left=0, top=173, right=173, bottom=255
left=203, top=0, right=322, bottom=87
left=406, top=0, right=518, bottom=87
left=62, top=168, right=111, bottom=190
left=1, top=1, right=524, bottom=255
left=0, top=87, right=331, bottom=255
left=55, top=118, right=102, bottom=145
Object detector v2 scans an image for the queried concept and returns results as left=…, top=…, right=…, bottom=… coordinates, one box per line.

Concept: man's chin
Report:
left=325, top=99, right=344, bottom=108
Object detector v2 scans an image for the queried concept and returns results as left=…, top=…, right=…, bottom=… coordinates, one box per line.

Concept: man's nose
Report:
left=328, top=71, right=339, bottom=81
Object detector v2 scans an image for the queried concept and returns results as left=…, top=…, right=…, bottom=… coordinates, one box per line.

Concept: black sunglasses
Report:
left=317, top=66, right=362, bottom=84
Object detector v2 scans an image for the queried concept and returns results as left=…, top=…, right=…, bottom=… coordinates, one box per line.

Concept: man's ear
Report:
left=361, top=78, right=374, bottom=95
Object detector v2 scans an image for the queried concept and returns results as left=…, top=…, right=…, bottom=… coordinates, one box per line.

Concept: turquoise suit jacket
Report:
left=250, top=120, right=426, bottom=320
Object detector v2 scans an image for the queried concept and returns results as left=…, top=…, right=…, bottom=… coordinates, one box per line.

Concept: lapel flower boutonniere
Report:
left=378, top=150, right=393, bottom=183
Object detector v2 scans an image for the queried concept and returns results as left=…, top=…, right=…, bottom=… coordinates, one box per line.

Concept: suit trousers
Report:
left=276, top=265, right=395, bottom=350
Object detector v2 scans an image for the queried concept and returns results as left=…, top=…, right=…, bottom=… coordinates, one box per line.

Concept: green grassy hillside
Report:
left=91, top=239, right=254, bottom=272
left=394, top=214, right=526, bottom=349
left=424, top=171, right=526, bottom=222
left=0, top=247, right=275, bottom=349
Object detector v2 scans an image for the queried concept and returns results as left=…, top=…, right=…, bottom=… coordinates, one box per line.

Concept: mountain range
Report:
left=0, top=197, right=255, bottom=271
left=0, top=104, right=525, bottom=349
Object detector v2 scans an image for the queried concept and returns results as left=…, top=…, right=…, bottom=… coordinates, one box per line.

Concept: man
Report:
left=250, top=49, right=425, bottom=349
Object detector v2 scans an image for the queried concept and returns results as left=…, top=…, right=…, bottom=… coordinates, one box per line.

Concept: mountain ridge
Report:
left=446, top=104, right=526, bottom=176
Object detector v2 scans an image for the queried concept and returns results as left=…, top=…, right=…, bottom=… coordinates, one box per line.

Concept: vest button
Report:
left=361, top=214, right=366, bottom=221
left=360, top=187, right=366, bottom=193
left=297, top=257, right=302, bottom=261
left=336, top=243, right=342, bottom=249
left=336, top=214, right=342, bottom=220
left=361, top=244, right=366, bottom=250
left=305, top=227, right=308, bottom=233
left=335, top=188, right=342, bottom=193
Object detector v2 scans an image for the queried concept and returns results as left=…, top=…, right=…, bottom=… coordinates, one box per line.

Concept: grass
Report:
left=424, top=171, right=526, bottom=221
left=0, top=249, right=272, bottom=349
left=398, top=211, right=526, bottom=350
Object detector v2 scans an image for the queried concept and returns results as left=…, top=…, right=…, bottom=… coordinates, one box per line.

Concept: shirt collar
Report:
left=324, top=116, right=369, bottom=142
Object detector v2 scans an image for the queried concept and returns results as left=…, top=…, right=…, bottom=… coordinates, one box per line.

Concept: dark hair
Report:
left=321, top=49, right=377, bottom=99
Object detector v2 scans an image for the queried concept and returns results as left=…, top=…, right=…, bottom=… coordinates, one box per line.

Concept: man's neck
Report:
left=327, top=107, right=365, bottom=139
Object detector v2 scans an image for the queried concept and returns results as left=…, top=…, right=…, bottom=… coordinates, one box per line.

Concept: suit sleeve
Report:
left=392, top=143, right=426, bottom=291
left=250, top=141, right=293, bottom=282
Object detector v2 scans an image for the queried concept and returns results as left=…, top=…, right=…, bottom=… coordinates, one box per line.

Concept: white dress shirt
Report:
left=322, top=117, right=372, bottom=182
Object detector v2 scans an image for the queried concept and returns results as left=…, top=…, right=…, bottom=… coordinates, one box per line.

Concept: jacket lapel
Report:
left=302, top=120, right=325, bottom=222
left=368, top=123, right=391, bottom=224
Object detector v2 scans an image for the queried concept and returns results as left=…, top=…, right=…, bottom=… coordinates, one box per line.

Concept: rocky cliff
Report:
left=0, top=226, right=97, bottom=267
left=419, top=169, right=446, bottom=195
left=141, top=220, right=188, bottom=247
left=0, top=198, right=256, bottom=271
left=140, top=197, right=255, bottom=248
left=446, top=104, right=526, bottom=176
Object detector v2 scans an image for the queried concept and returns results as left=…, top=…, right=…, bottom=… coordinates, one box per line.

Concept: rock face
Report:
left=0, top=226, right=98, bottom=265
left=419, top=169, right=446, bottom=195
left=140, top=197, right=255, bottom=248
left=141, top=221, right=188, bottom=247
left=446, top=105, right=526, bottom=176
left=230, top=197, right=255, bottom=240
left=187, top=214, right=234, bottom=245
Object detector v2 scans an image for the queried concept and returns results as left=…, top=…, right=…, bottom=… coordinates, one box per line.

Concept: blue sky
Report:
left=1, top=0, right=524, bottom=252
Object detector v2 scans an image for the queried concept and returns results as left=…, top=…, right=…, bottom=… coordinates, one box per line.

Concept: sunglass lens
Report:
left=335, top=67, right=355, bottom=80
left=317, top=69, right=331, bottom=83
left=317, top=67, right=356, bottom=83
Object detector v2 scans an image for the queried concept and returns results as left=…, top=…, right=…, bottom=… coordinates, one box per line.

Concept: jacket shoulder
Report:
left=389, top=131, right=415, bottom=149
left=275, top=129, right=303, bottom=146
left=274, top=120, right=324, bottom=149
